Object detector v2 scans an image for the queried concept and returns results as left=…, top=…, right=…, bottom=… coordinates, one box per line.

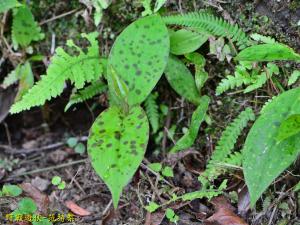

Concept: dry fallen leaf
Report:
left=238, top=186, right=250, bottom=217
left=205, top=196, right=248, bottom=225
left=145, top=211, right=165, bottom=225
left=0, top=87, right=16, bottom=123
left=65, top=200, right=91, bottom=216
left=19, top=183, right=49, bottom=215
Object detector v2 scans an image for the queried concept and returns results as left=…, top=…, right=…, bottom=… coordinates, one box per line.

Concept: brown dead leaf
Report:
left=0, top=87, right=16, bottom=123
left=65, top=200, right=91, bottom=216
left=145, top=211, right=165, bottom=225
left=19, top=183, right=49, bottom=215
left=238, top=186, right=250, bottom=217
left=205, top=196, right=248, bottom=225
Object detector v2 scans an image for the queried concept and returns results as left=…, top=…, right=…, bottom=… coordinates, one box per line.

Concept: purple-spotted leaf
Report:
left=88, top=106, right=149, bottom=208
left=107, top=15, right=169, bottom=106
left=277, top=114, right=300, bottom=142
left=165, top=55, right=201, bottom=105
left=243, top=88, right=300, bottom=207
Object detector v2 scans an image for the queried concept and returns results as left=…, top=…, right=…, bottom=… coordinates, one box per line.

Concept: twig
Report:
left=39, top=9, right=80, bottom=25
left=2, top=136, right=88, bottom=154
left=9, top=159, right=87, bottom=177
left=3, top=122, right=12, bottom=147
left=102, top=200, right=112, bottom=216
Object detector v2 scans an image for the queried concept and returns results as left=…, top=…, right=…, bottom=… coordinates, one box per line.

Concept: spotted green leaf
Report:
left=165, top=55, right=201, bottom=105
left=170, top=29, right=208, bottom=55
left=170, top=96, right=210, bottom=152
left=277, top=114, right=300, bottom=142
left=243, top=88, right=300, bottom=206
left=88, top=106, right=149, bottom=208
left=12, top=5, right=44, bottom=47
left=0, top=0, right=19, bottom=13
left=235, top=43, right=300, bottom=62
left=107, top=15, right=169, bottom=106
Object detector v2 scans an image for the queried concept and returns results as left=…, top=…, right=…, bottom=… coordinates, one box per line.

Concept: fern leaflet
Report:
left=10, top=32, right=102, bottom=113
left=162, top=12, right=250, bottom=48
left=1, top=66, right=20, bottom=89
left=199, top=108, right=255, bottom=187
left=65, top=81, right=107, bottom=112
left=216, top=65, right=252, bottom=95
left=144, top=93, right=160, bottom=133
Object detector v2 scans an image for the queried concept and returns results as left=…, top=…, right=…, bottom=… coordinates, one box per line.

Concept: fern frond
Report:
left=250, top=33, right=276, bottom=44
left=10, top=32, right=102, bottom=114
left=1, top=66, right=20, bottom=89
left=12, top=5, right=44, bottom=48
left=65, top=81, right=107, bottom=112
left=216, top=71, right=252, bottom=95
left=243, top=73, right=267, bottom=93
left=200, top=108, right=255, bottom=186
left=144, top=93, right=160, bottom=133
left=162, top=12, right=250, bottom=48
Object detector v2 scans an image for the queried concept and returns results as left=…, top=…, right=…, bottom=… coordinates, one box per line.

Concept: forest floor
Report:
left=0, top=0, right=300, bottom=225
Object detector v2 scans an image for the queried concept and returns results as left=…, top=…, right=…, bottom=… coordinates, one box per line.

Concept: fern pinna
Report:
left=65, top=81, right=107, bottom=112
left=144, top=93, right=160, bottom=134
left=162, top=12, right=250, bottom=49
left=10, top=32, right=102, bottom=114
left=199, top=108, right=255, bottom=187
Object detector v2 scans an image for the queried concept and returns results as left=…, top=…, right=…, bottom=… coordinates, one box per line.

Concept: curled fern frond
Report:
left=10, top=32, right=102, bottom=114
left=200, top=108, right=255, bottom=186
left=65, top=81, right=107, bottom=112
left=162, top=12, right=250, bottom=49
left=144, top=93, right=160, bottom=133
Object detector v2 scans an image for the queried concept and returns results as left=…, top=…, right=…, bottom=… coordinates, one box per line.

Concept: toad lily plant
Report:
left=9, top=10, right=300, bottom=209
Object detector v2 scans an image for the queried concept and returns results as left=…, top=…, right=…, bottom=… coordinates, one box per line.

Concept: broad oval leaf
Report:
left=235, top=43, right=300, bottom=62
left=165, top=55, right=201, bottom=105
left=170, top=96, right=210, bottom=152
left=277, top=114, right=300, bottom=142
left=107, top=15, right=170, bottom=106
left=243, top=88, right=300, bottom=206
left=170, top=29, right=208, bottom=55
left=88, top=106, right=149, bottom=207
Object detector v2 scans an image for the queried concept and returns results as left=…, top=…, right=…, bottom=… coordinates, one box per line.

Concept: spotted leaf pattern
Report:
left=88, top=106, right=149, bottom=207
left=107, top=15, right=170, bottom=106
left=243, top=88, right=300, bottom=206
left=165, top=55, right=201, bottom=105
